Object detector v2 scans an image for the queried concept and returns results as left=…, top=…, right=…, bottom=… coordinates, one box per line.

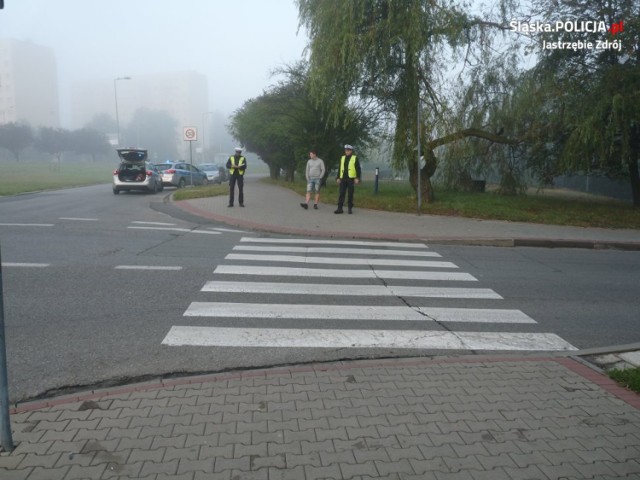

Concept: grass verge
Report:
left=609, top=367, right=640, bottom=393
left=173, top=183, right=228, bottom=200
left=0, top=161, right=113, bottom=196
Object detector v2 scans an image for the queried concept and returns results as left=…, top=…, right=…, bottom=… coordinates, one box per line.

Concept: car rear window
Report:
left=118, top=150, right=147, bottom=162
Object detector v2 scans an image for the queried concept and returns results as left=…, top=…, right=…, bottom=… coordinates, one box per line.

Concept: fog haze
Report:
left=1, top=0, right=308, bottom=126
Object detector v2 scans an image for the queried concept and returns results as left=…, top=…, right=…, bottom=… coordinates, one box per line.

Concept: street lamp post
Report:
left=113, top=76, right=131, bottom=146
left=202, top=111, right=214, bottom=162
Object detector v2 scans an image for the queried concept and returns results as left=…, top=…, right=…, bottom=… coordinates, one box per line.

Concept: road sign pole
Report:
left=0, top=244, right=15, bottom=452
left=183, top=127, right=198, bottom=187
left=189, top=141, right=193, bottom=186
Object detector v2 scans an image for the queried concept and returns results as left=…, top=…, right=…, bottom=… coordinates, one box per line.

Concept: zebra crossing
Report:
left=162, top=237, right=577, bottom=352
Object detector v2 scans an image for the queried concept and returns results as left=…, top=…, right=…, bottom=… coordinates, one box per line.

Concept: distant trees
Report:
left=0, top=123, right=111, bottom=163
left=70, top=128, right=111, bottom=162
left=121, top=109, right=178, bottom=161
left=0, top=109, right=183, bottom=165
left=0, top=123, right=33, bottom=162
left=229, top=62, right=373, bottom=181
left=34, top=127, right=72, bottom=166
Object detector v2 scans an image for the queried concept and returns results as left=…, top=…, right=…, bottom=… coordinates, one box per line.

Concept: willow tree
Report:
left=297, top=0, right=517, bottom=203
left=526, top=0, right=640, bottom=207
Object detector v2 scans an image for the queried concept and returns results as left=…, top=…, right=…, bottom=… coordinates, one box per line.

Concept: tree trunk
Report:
left=269, top=164, right=280, bottom=180
left=408, top=149, right=437, bottom=204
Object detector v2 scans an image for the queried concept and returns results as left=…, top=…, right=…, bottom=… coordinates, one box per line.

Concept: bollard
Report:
left=0, top=245, right=15, bottom=452
left=374, top=167, right=379, bottom=195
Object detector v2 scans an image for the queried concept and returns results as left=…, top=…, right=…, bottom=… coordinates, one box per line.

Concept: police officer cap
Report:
left=234, top=146, right=242, bottom=152
left=344, top=144, right=353, bottom=150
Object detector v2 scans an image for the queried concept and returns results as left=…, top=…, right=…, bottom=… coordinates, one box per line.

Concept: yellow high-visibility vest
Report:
left=339, top=155, right=357, bottom=178
left=229, top=156, right=246, bottom=175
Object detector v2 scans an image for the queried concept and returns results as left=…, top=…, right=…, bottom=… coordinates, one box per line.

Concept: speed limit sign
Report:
left=183, top=127, right=198, bottom=141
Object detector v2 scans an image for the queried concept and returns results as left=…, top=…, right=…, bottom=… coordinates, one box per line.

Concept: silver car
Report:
left=112, top=149, right=164, bottom=195
left=197, top=163, right=227, bottom=184
left=155, top=161, right=209, bottom=188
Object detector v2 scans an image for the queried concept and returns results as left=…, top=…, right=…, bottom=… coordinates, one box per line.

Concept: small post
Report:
left=0, top=245, right=15, bottom=452
left=374, top=168, right=379, bottom=195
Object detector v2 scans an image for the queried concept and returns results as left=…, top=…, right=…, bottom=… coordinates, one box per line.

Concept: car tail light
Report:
left=165, top=169, right=176, bottom=174
left=146, top=170, right=153, bottom=176
left=113, top=169, right=119, bottom=175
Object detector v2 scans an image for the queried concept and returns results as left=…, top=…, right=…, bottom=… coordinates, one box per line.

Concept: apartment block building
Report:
left=0, top=38, right=60, bottom=127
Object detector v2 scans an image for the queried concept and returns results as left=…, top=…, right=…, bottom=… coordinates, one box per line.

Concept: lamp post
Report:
left=113, top=76, right=131, bottom=146
left=202, top=111, right=214, bottom=162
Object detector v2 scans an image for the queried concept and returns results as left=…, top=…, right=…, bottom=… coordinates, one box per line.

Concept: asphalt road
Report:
left=1, top=184, right=639, bottom=403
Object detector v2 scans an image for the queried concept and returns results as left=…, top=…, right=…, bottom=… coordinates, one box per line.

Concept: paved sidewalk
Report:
left=2, top=176, right=639, bottom=479
left=175, top=175, right=640, bottom=249
left=3, top=356, right=640, bottom=479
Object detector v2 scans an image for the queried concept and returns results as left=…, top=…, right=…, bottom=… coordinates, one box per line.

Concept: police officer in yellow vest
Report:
left=334, top=144, right=361, bottom=214
left=226, top=147, right=247, bottom=207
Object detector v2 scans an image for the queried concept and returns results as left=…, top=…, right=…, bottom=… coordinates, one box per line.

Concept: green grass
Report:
left=609, top=367, right=640, bottom=393
left=0, top=161, right=114, bottom=196
left=173, top=183, right=229, bottom=200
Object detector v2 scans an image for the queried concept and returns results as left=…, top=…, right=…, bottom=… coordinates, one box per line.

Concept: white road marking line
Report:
left=0, top=223, right=54, bottom=227
left=226, top=253, right=457, bottom=268
left=1, top=262, right=50, bottom=268
left=209, top=227, right=248, bottom=233
left=131, top=221, right=176, bottom=226
left=127, top=226, right=221, bottom=234
left=202, top=281, right=501, bottom=299
left=58, top=217, right=98, bottom=221
left=233, top=245, right=441, bottom=257
left=115, top=265, right=183, bottom=271
left=213, top=265, right=477, bottom=281
left=162, top=326, right=577, bottom=351
left=184, top=302, right=534, bottom=323
left=240, top=237, right=428, bottom=248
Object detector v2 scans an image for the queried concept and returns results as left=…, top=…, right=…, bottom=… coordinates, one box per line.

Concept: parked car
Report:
left=197, top=163, right=228, bottom=184
left=112, top=148, right=164, bottom=195
left=155, top=161, right=208, bottom=188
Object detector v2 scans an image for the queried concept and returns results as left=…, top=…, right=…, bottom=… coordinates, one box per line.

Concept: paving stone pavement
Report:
left=2, top=356, right=639, bottom=479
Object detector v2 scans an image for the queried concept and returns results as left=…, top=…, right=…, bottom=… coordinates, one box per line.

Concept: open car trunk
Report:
left=117, top=149, right=148, bottom=183
left=118, top=164, right=146, bottom=182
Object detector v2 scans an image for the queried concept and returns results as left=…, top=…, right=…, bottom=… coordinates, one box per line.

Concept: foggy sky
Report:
left=0, top=0, right=308, bottom=127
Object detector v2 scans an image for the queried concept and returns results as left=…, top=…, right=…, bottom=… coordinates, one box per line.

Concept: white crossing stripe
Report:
left=202, top=281, right=501, bottom=299
left=115, top=265, right=183, bottom=271
left=0, top=223, right=54, bottom=227
left=2, top=262, right=50, bottom=268
left=213, top=265, right=477, bottom=281
left=209, top=227, right=248, bottom=233
left=233, top=245, right=441, bottom=257
left=128, top=227, right=221, bottom=235
left=226, top=253, right=457, bottom=268
left=59, top=217, right=99, bottom=221
left=184, top=302, right=534, bottom=323
left=162, top=326, right=577, bottom=351
left=240, top=237, right=428, bottom=248
left=131, top=221, right=176, bottom=226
